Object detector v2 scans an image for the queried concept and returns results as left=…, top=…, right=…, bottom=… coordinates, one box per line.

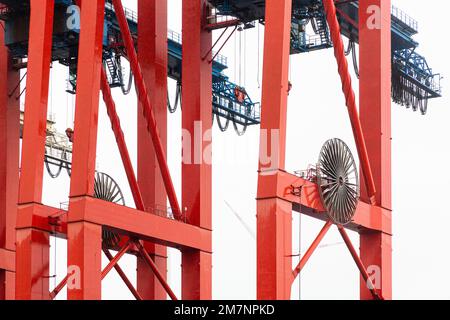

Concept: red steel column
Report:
left=137, top=0, right=168, bottom=300
left=67, top=0, right=105, bottom=300
left=181, top=0, right=212, bottom=300
left=0, top=25, right=20, bottom=300
left=15, top=0, right=54, bottom=300
left=359, top=0, right=392, bottom=300
left=256, top=0, right=292, bottom=300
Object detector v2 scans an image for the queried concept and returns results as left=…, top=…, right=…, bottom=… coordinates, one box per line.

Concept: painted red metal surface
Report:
left=137, top=0, right=168, bottom=300
left=358, top=0, right=393, bottom=300
left=15, top=0, right=55, bottom=300
left=292, top=220, right=332, bottom=280
left=135, top=241, right=178, bottom=300
left=0, top=0, right=394, bottom=301
left=103, top=248, right=143, bottom=300
left=338, top=225, right=383, bottom=300
left=67, top=0, right=106, bottom=300
left=181, top=0, right=213, bottom=300
left=50, top=240, right=132, bottom=299
left=0, top=21, right=19, bottom=300
left=256, top=0, right=393, bottom=300
left=112, top=0, right=182, bottom=219
left=100, top=69, right=145, bottom=210
left=323, top=0, right=377, bottom=205
left=256, top=0, right=293, bottom=300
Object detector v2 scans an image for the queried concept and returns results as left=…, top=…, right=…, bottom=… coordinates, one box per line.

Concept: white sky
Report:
left=33, top=0, right=450, bottom=300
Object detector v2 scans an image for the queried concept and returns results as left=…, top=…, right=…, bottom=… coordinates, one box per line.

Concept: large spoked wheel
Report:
left=94, top=172, right=125, bottom=248
left=316, top=138, right=360, bottom=225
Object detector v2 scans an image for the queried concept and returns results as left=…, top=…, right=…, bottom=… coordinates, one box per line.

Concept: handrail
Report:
left=391, top=5, right=418, bottom=32
left=105, top=2, right=228, bottom=66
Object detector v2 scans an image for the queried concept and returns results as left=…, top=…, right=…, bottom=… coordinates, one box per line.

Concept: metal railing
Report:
left=391, top=5, right=418, bottom=32
left=106, top=2, right=228, bottom=66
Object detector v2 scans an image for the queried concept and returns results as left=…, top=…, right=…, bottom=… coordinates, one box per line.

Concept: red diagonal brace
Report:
left=100, top=68, right=145, bottom=211
left=337, top=225, right=384, bottom=300
left=101, top=241, right=132, bottom=279
left=49, top=274, right=68, bottom=300
left=111, top=0, right=182, bottom=218
left=103, top=248, right=142, bottom=300
left=49, top=241, right=132, bottom=300
left=323, top=0, right=377, bottom=204
left=135, top=240, right=178, bottom=300
left=292, top=220, right=333, bottom=280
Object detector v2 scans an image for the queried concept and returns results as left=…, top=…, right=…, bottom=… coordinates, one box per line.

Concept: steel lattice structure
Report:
left=0, top=0, right=441, bottom=300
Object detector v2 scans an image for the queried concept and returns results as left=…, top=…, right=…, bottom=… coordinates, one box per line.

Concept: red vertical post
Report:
left=359, top=0, right=392, bottom=300
left=181, top=0, right=212, bottom=300
left=15, top=0, right=54, bottom=300
left=256, top=0, right=293, bottom=300
left=137, top=0, right=168, bottom=300
left=67, top=0, right=105, bottom=300
left=0, top=25, right=20, bottom=300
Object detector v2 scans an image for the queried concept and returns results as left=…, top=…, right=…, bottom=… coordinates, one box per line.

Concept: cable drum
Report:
left=93, top=172, right=125, bottom=248
left=316, top=138, right=360, bottom=225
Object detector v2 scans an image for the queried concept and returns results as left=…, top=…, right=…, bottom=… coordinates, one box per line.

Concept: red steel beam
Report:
left=358, top=0, right=392, bottom=300
left=17, top=203, right=67, bottom=237
left=0, top=20, right=20, bottom=300
left=322, top=0, right=377, bottom=204
left=50, top=241, right=132, bottom=300
left=337, top=225, right=383, bottom=300
left=292, top=220, right=333, bottom=280
left=102, top=65, right=169, bottom=299
left=15, top=0, right=55, bottom=300
left=49, top=274, right=68, bottom=300
left=0, top=248, right=14, bottom=272
left=137, top=0, right=168, bottom=300
left=17, top=0, right=54, bottom=205
left=17, top=200, right=211, bottom=252
left=256, top=0, right=293, bottom=300
left=209, top=26, right=237, bottom=64
left=181, top=0, right=213, bottom=300
left=101, top=241, right=132, bottom=280
left=67, top=0, right=106, bottom=300
left=69, top=197, right=212, bottom=252
left=257, top=170, right=391, bottom=234
left=111, top=0, right=182, bottom=219
left=135, top=241, right=178, bottom=300
left=100, top=68, right=145, bottom=210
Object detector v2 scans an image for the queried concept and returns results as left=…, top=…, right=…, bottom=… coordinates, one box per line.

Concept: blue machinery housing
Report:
left=0, top=0, right=442, bottom=127
left=210, top=0, right=442, bottom=114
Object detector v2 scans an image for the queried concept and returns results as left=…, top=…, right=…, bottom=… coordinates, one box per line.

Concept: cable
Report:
left=234, top=30, right=237, bottom=83
left=257, top=22, right=261, bottom=88
left=239, top=29, right=242, bottom=85
left=120, top=60, right=133, bottom=95
left=44, top=150, right=64, bottom=179
left=232, top=115, right=247, bottom=136
left=344, top=39, right=352, bottom=56
left=167, top=81, right=181, bottom=113
left=49, top=64, right=53, bottom=119
left=244, top=29, right=246, bottom=88
left=351, top=41, right=359, bottom=79
left=216, top=112, right=230, bottom=132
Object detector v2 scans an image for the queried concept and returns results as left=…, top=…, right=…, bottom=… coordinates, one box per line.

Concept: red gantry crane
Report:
left=0, top=0, right=442, bottom=300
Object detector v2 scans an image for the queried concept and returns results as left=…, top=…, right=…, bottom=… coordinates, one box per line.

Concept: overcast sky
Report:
left=34, top=0, right=450, bottom=300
